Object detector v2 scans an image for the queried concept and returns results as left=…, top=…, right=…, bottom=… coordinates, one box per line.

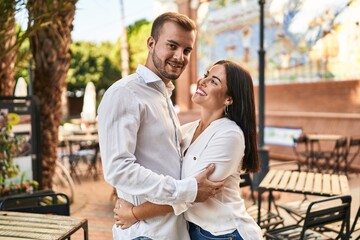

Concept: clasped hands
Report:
left=114, top=198, right=137, bottom=229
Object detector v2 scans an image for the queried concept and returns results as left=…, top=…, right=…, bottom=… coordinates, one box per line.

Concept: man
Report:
left=98, top=12, right=223, bottom=240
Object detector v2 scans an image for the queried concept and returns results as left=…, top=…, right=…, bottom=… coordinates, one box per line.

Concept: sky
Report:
left=15, top=0, right=177, bottom=43
left=72, top=0, right=155, bottom=43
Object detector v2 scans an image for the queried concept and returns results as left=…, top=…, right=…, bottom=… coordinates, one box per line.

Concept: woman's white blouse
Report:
left=178, top=118, right=262, bottom=240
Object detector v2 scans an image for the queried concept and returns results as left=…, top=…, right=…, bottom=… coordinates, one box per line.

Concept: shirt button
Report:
left=193, top=157, right=197, bottom=160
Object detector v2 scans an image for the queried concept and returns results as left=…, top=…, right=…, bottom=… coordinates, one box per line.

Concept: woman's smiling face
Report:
left=192, top=64, right=230, bottom=113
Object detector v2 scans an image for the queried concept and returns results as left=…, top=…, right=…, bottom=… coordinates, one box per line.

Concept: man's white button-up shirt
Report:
left=98, top=64, right=197, bottom=240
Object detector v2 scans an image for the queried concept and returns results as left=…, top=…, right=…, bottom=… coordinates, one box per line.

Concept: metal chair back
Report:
left=265, top=195, right=352, bottom=240
left=292, top=135, right=311, bottom=170
left=350, top=206, right=360, bottom=238
left=239, top=172, right=256, bottom=204
left=332, top=137, right=349, bottom=173
left=0, top=191, right=70, bottom=216
left=316, top=137, right=348, bottom=173
left=303, top=195, right=351, bottom=238
left=346, top=136, right=360, bottom=172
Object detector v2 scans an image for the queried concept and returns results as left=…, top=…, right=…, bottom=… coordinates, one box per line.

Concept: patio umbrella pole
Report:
left=253, top=0, right=269, bottom=189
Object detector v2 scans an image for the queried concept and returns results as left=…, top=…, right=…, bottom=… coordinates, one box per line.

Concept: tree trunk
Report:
left=27, top=0, right=76, bottom=189
left=0, top=1, right=17, bottom=96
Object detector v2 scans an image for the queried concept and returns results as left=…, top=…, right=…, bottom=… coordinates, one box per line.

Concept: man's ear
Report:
left=147, top=36, right=155, bottom=51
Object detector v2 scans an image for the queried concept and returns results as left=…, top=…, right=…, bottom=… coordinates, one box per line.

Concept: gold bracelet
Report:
left=131, top=206, right=140, bottom=222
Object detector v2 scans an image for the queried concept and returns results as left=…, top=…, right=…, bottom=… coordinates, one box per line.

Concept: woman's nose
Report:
left=198, top=78, right=206, bottom=86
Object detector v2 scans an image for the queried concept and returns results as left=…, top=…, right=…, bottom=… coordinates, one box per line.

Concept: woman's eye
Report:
left=211, top=79, right=218, bottom=85
left=203, top=73, right=208, bottom=78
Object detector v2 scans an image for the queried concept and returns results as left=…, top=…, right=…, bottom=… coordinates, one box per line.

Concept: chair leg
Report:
left=69, top=155, right=81, bottom=184
left=86, top=160, right=98, bottom=180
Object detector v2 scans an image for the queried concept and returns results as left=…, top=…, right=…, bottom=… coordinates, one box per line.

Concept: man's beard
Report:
left=152, top=51, right=183, bottom=81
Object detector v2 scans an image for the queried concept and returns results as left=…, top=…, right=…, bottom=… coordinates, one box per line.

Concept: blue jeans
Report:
left=188, top=222, right=244, bottom=240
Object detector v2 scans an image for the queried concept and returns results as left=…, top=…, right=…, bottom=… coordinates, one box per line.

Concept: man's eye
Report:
left=184, top=49, right=191, bottom=55
left=168, top=44, right=176, bottom=49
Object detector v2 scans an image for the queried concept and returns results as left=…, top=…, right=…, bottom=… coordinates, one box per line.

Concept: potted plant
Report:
left=0, top=111, right=38, bottom=197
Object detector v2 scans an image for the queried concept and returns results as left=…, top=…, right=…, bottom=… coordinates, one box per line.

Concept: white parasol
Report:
left=81, top=82, right=97, bottom=123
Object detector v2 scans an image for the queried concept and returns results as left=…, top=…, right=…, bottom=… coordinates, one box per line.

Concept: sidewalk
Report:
left=69, top=174, right=115, bottom=240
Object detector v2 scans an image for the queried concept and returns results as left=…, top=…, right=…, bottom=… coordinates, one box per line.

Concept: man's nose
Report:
left=174, top=49, right=184, bottom=61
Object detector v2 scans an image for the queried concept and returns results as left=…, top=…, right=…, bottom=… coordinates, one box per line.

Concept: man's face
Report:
left=147, top=22, right=195, bottom=83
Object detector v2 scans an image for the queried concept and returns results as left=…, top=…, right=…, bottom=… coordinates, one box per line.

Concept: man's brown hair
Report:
left=151, top=12, right=196, bottom=41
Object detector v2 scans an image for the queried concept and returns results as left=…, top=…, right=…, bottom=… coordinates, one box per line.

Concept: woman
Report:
left=114, top=60, right=262, bottom=240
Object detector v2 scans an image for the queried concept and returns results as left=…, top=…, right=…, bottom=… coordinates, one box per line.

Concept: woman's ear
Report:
left=226, top=97, right=233, bottom=106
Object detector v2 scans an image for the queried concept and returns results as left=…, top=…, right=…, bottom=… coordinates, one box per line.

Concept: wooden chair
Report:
left=315, top=137, right=348, bottom=173
left=69, top=141, right=99, bottom=182
left=293, top=135, right=323, bottom=172
left=292, top=135, right=311, bottom=170
left=240, top=173, right=284, bottom=230
left=265, top=195, right=352, bottom=240
left=84, top=142, right=100, bottom=180
left=343, top=136, right=360, bottom=173
left=0, top=191, right=70, bottom=216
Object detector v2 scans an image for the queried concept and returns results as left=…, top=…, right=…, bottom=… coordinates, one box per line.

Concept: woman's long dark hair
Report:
left=215, top=60, right=260, bottom=173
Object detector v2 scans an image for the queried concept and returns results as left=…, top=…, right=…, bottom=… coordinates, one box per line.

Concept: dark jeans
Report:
left=188, top=222, right=244, bottom=240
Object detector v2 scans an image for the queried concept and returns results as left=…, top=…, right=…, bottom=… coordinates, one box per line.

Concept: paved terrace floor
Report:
left=67, top=160, right=359, bottom=240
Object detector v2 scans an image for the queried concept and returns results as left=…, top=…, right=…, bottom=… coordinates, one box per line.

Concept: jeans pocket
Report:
left=189, top=222, right=242, bottom=240
left=198, top=228, right=236, bottom=240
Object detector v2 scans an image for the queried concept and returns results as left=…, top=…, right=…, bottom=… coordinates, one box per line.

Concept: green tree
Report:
left=67, top=41, right=121, bottom=93
left=14, top=28, right=31, bottom=82
left=66, top=19, right=151, bottom=95
left=127, top=19, right=151, bottom=73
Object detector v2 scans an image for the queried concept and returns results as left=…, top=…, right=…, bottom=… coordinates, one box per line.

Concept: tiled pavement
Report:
left=69, top=173, right=115, bottom=240
left=66, top=161, right=359, bottom=240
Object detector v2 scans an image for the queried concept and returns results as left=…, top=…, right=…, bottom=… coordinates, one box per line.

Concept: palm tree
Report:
left=0, top=1, right=17, bottom=95
left=27, top=0, right=76, bottom=188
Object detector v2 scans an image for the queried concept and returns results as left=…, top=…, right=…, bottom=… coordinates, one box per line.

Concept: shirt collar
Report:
left=136, top=64, right=175, bottom=97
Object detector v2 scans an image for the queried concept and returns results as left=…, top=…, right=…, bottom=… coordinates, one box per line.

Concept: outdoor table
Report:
left=0, top=211, right=88, bottom=239
left=60, top=134, right=99, bottom=182
left=61, top=134, right=99, bottom=148
left=70, top=125, right=98, bottom=135
left=306, top=134, right=344, bottom=141
left=306, top=134, right=344, bottom=171
left=59, top=133, right=99, bottom=158
left=257, top=169, right=350, bottom=226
